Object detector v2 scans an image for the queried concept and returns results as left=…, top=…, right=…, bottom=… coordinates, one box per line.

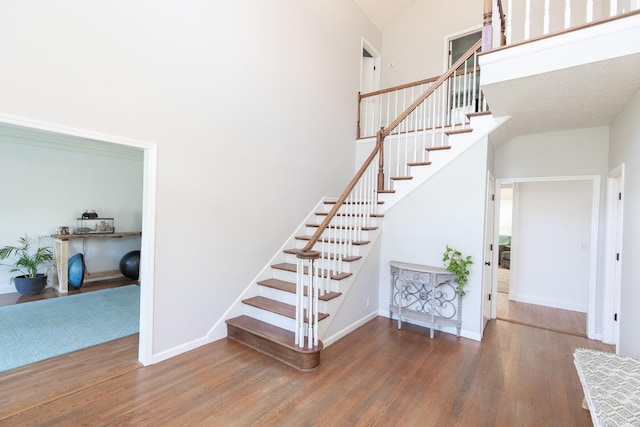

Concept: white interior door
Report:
left=360, top=43, right=379, bottom=137
left=482, top=172, right=495, bottom=335
left=603, top=165, right=625, bottom=348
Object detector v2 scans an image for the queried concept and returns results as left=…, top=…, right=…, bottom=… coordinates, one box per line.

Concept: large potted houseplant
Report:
left=0, top=235, right=54, bottom=295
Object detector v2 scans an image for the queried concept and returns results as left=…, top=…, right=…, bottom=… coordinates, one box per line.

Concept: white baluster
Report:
left=312, top=265, right=319, bottom=347
left=565, top=0, right=571, bottom=29
left=295, top=258, right=304, bottom=347
left=471, top=51, right=478, bottom=117
left=610, top=0, right=618, bottom=16
left=525, top=0, right=531, bottom=39
left=307, top=259, right=314, bottom=349
left=431, top=91, right=437, bottom=149
left=440, top=85, right=447, bottom=147
left=544, top=0, right=551, bottom=34
left=586, top=0, right=594, bottom=22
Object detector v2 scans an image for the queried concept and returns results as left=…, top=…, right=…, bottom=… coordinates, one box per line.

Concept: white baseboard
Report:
left=379, top=310, right=480, bottom=341
left=322, top=311, right=379, bottom=347
left=150, top=336, right=209, bottom=365
left=511, top=293, right=587, bottom=313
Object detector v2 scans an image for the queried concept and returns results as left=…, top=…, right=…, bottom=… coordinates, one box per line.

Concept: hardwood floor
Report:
left=0, top=315, right=612, bottom=426
left=0, top=277, right=137, bottom=308
left=495, top=268, right=587, bottom=337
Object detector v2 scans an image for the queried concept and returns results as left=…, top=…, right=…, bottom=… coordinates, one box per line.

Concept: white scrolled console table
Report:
left=390, top=261, right=462, bottom=339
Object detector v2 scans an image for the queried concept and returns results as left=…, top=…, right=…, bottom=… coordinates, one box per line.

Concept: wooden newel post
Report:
left=377, top=128, right=385, bottom=192
left=482, top=0, right=493, bottom=51
left=296, top=250, right=320, bottom=261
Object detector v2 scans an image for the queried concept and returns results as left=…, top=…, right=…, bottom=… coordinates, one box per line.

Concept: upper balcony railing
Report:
left=483, top=0, right=639, bottom=50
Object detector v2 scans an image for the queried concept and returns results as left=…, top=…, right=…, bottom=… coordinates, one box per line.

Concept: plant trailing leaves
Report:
left=442, top=245, right=473, bottom=297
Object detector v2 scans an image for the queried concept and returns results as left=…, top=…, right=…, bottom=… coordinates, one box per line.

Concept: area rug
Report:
left=497, top=268, right=510, bottom=293
left=0, top=285, right=139, bottom=373
left=574, top=348, right=640, bottom=427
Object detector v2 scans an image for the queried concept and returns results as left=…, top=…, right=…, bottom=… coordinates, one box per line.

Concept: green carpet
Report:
left=0, top=285, right=139, bottom=373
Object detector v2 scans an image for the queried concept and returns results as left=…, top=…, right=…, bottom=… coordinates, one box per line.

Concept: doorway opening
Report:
left=0, top=115, right=157, bottom=367
left=447, top=28, right=482, bottom=68
left=493, top=176, right=600, bottom=339
left=360, top=38, right=380, bottom=94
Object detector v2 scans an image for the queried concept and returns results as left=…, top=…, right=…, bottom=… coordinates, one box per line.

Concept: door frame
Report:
left=493, top=175, right=601, bottom=339
left=481, top=171, right=495, bottom=337
left=602, top=163, right=625, bottom=349
left=360, top=37, right=381, bottom=93
left=444, top=26, right=482, bottom=71
left=0, top=113, right=158, bottom=366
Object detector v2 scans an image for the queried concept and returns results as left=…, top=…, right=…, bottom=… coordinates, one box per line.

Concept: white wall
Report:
left=0, top=1, right=380, bottom=359
left=512, top=180, right=592, bottom=312
left=380, top=0, right=482, bottom=88
left=494, top=127, right=609, bottom=178
left=609, top=88, right=640, bottom=358
left=0, top=141, right=143, bottom=294
left=378, top=139, right=489, bottom=340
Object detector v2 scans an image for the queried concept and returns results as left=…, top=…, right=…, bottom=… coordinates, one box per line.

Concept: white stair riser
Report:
left=243, top=305, right=296, bottom=332
left=271, top=269, right=341, bottom=293
left=258, top=286, right=330, bottom=313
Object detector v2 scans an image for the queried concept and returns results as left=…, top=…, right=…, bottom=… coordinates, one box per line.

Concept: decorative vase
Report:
left=14, top=274, right=47, bottom=295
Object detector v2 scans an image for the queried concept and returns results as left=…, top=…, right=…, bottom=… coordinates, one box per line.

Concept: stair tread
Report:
left=315, top=212, right=384, bottom=218
left=426, top=145, right=452, bottom=151
left=295, top=235, right=370, bottom=245
left=305, top=224, right=378, bottom=231
left=257, top=278, right=342, bottom=301
left=226, top=315, right=322, bottom=354
left=445, top=128, right=473, bottom=136
left=378, top=189, right=395, bottom=193
left=272, top=263, right=352, bottom=281
left=324, top=200, right=384, bottom=205
left=283, top=248, right=362, bottom=262
left=407, top=161, right=432, bottom=166
left=390, top=176, right=413, bottom=181
left=242, top=296, right=329, bottom=321
left=467, top=111, right=491, bottom=118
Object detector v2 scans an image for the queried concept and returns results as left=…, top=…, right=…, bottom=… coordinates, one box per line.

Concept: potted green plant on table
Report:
left=442, top=245, right=473, bottom=298
left=0, top=235, right=54, bottom=295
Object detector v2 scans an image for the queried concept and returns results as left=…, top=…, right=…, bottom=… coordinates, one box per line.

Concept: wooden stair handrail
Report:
left=359, top=66, right=479, bottom=101
left=302, top=39, right=483, bottom=256
left=381, top=39, right=482, bottom=139
left=359, top=75, right=440, bottom=100
left=298, top=132, right=382, bottom=256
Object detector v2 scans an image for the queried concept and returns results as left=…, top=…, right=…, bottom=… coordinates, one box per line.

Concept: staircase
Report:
left=226, top=199, right=383, bottom=371
left=225, top=39, right=501, bottom=371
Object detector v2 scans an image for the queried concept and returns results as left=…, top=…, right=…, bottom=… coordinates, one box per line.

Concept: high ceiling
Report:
left=353, top=0, right=414, bottom=31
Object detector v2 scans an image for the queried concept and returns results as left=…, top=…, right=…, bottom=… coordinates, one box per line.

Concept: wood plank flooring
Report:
left=497, top=289, right=587, bottom=337
left=0, top=316, right=612, bottom=426
left=0, top=277, right=137, bottom=308
left=496, top=292, right=587, bottom=337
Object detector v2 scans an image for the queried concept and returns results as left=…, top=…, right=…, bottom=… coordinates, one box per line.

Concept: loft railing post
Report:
left=498, top=0, right=506, bottom=46
left=376, top=128, right=385, bottom=192
left=483, top=0, right=494, bottom=51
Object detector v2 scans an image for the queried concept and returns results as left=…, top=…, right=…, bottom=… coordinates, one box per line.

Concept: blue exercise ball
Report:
left=119, top=250, right=141, bottom=280
left=68, top=253, right=86, bottom=288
